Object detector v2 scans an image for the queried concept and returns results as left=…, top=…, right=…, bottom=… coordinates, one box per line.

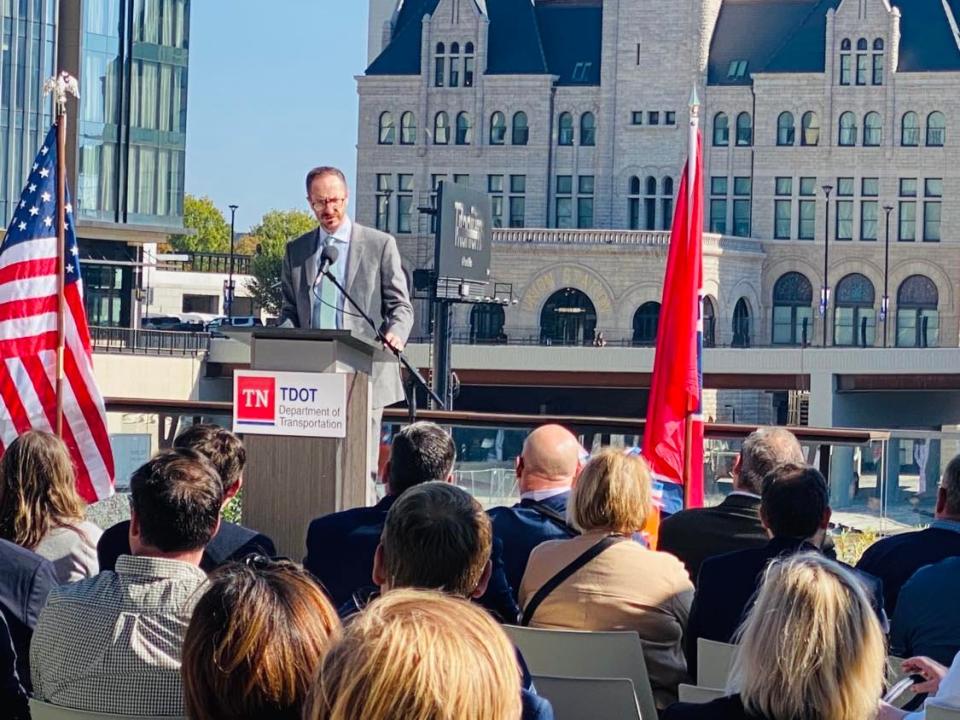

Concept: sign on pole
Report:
left=435, top=181, right=492, bottom=284
left=233, top=370, right=347, bottom=438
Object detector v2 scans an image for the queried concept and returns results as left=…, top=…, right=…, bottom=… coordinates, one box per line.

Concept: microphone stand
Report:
left=319, top=268, right=445, bottom=419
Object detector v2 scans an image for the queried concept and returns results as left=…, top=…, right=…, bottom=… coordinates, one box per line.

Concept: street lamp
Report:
left=820, top=184, right=833, bottom=346
left=227, top=204, right=239, bottom=321
left=881, top=204, right=894, bottom=347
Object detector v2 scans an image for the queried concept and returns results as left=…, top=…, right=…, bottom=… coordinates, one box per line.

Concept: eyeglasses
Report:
left=310, top=197, right=345, bottom=211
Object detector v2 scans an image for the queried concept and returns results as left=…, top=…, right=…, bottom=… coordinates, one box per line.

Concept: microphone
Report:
left=319, top=244, right=339, bottom=276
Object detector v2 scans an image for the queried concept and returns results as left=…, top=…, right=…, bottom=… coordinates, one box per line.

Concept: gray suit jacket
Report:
left=279, top=222, right=413, bottom=408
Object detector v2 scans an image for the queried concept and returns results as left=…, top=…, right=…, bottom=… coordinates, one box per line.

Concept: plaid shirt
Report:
left=30, top=555, right=207, bottom=716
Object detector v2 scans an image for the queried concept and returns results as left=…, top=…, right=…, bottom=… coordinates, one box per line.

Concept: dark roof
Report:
left=894, top=0, right=960, bottom=71
left=367, top=0, right=439, bottom=75
left=486, top=0, right=549, bottom=75
left=534, top=4, right=602, bottom=84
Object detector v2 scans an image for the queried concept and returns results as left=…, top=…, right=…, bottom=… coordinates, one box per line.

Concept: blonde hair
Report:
left=569, top=448, right=651, bottom=534
left=305, top=589, right=522, bottom=720
left=0, top=430, right=84, bottom=549
left=729, top=553, right=887, bottom=720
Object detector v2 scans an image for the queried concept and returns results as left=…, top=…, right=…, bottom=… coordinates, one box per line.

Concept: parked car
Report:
left=206, top=316, right=263, bottom=330
left=142, top=315, right=183, bottom=330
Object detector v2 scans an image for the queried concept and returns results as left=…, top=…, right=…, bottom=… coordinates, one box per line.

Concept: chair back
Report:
left=926, top=704, right=960, bottom=720
left=532, top=675, right=642, bottom=720
left=505, top=625, right=657, bottom=720
left=678, top=683, right=726, bottom=704
left=30, top=699, right=187, bottom=720
left=696, top=638, right=736, bottom=688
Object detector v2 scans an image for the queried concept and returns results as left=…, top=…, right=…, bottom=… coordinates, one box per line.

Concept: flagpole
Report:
left=683, top=87, right=700, bottom=506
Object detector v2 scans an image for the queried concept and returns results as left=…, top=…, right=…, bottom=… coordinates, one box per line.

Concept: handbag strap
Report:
left=520, top=535, right=625, bottom=626
left=527, top=500, right=580, bottom=537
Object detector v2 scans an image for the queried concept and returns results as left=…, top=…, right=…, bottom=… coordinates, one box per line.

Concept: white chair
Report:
left=678, top=683, right=726, bottom=703
left=696, top=638, right=736, bottom=689
left=927, top=704, right=960, bottom=720
left=504, top=625, right=658, bottom=720
left=29, top=699, right=187, bottom=720
left=532, top=675, right=642, bottom=720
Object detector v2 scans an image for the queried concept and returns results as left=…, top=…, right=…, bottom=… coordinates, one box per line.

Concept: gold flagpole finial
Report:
left=43, top=72, right=80, bottom=116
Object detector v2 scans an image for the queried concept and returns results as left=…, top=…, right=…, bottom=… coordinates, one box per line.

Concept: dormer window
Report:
left=727, top=60, right=748, bottom=80
left=571, top=62, right=593, bottom=83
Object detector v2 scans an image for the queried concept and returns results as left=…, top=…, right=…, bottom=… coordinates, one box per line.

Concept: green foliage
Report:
left=221, top=489, right=242, bottom=524
left=168, top=195, right=232, bottom=253
left=832, top=528, right=878, bottom=565
left=244, top=209, right=317, bottom=317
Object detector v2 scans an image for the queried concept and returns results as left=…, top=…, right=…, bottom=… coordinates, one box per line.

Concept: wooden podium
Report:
left=240, top=329, right=377, bottom=558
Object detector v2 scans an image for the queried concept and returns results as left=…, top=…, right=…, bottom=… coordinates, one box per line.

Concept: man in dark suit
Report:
left=857, top=453, right=960, bottom=615
left=659, top=427, right=805, bottom=584
left=489, top=424, right=583, bottom=596
left=304, top=421, right=520, bottom=622
left=98, top=424, right=275, bottom=573
left=685, top=464, right=885, bottom=676
left=0, top=537, right=57, bottom=692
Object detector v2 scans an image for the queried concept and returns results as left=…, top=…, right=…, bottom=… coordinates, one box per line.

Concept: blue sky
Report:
left=185, top=1, right=369, bottom=231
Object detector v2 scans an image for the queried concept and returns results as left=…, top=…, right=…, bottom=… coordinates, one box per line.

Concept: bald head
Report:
left=736, top=427, right=805, bottom=494
left=517, top=424, right=581, bottom=493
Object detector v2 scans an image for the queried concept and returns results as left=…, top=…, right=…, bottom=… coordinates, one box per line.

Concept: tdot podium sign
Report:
left=233, top=370, right=347, bottom=438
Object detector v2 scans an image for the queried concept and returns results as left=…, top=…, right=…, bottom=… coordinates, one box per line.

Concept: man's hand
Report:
left=902, top=656, right=948, bottom=695
left=383, top=331, right=404, bottom=353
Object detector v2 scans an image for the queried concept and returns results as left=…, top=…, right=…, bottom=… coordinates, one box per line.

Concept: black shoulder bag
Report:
left=527, top=500, right=580, bottom=537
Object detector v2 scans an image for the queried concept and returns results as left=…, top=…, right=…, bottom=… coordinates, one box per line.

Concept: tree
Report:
left=245, top=209, right=317, bottom=316
left=168, top=195, right=232, bottom=253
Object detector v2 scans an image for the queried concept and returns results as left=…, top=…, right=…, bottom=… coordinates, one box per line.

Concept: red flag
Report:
left=643, top=131, right=705, bottom=512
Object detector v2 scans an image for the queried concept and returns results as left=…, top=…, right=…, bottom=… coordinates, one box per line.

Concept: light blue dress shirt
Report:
left=313, top=215, right=351, bottom=329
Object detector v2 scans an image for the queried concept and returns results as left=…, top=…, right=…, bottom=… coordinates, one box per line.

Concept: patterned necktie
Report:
left=313, top=237, right=339, bottom=329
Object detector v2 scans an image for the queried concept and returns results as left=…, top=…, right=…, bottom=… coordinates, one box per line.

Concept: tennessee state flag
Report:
left=642, top=131, right=705, bottom=529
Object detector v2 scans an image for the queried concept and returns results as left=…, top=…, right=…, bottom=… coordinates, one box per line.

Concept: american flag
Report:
left=0, top=124, right=114, bottom=501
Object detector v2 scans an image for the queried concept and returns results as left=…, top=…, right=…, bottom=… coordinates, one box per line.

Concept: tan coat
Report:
left=519, top=530, right=694, bottom=708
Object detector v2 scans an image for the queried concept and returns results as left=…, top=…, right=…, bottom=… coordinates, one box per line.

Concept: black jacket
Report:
left=664, top=694, right=764, bottom=720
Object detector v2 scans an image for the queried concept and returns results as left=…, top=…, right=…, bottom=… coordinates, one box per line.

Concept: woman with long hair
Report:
left=0, top=430, right=101, bottom=582
left=664, top=552, right=888, bottom=720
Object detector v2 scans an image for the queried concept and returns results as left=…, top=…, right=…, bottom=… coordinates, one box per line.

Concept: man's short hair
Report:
left=760, top=463, right=829, bottom=539
left=388, top=422, right=455, bottom=495
left=305, top=166, right=347, bottom=193
left=130, top=449, right=224, bottom=553
left=174, top=424, right=246, bottom=496
left=380, top=482, right=491, bottom=597
left=739, top=427, right=806, bottom=494
left=942, top=454, right=960, bottom=515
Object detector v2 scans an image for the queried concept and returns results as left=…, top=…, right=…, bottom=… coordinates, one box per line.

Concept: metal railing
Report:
left=90, top=326, right=210, bottom=356
left=160, top=252, right=253, bottom=275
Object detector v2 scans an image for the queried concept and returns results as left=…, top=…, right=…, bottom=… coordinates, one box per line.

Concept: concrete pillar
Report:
left=883, top=438, right=902, bottom=509
left=830, top=446, right=856, bottom=509
left=808, top=372, right=835, bottom=427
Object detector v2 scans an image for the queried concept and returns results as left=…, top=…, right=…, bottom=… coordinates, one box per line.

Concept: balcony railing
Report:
left=160, top=252, right=253, bottom=275
left=90, top=326, right=210, bottom=356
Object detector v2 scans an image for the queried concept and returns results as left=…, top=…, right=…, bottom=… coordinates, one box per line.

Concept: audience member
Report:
left=0, top=430, right=102, bottom=583
left=858, top=453, right=960, bottom=614
left=664, top=553, right=887, bottom=720
left=182, top=557, right=341, bottom=720
left=0, top=537, right=56, bottom=692
left=304, top=589, right=522, bottom=720
left=519, top=449, right=693, bottom=708
left=659, top=427, right=804, bottom=583
left=31, top=449, right=223, bottom=715
left=685, top=463, right=885, bottom=675
left=878, top=653, right=960, bottom=719
left=489, top=424, right=582, bottom=595
left=98, top=424, right=275, bottom=572
left=304, top=421, right=518, bottom=621
left=890, top=555, right=960, bottom=666
left=0, top=612, right=28, bottom=720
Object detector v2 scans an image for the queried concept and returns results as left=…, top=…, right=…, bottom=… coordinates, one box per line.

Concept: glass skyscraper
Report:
left=0, top=0, right=56, bottom=226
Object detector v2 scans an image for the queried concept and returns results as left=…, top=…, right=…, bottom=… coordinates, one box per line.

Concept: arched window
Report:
left=512, top=112, right=529, bottom=145
left=470, top=304, right=505, bottom=344
left=378, top=111, right=395, bottom=144
left=434, top=111, right=449, bottom=145
left=540, top=287, right=597, bottom=346
left=841, top=38, right=851, bottom=50
left=489, top=111, right=506, bottom=145
left=897, top=275, right=939, bottom=347
left=558, top=112, right=574, bottom=145
left=736, top=112, right=752, bottom=146
left=632, top=302, right=661, bottom=345
left=872, top=38, right=884, bottom=85
left=628, top=176, right=641, bottom=230
left=863, top=111, right=882, bottom=146
left=777, top=112, right=795, bottom=146
left=464, top=42, right=475, bottom=87
left=873, top=38, right=884, bottom=50
left=839, top=38, right=852, bottom=85
left=801, top=111, right=820, bottom=146
left=449, top=42, right=460, bottom=87
left=580, top=112, right=596, bottom=146
left=661, top=177, right=674, bottom=231
left=732, top=298, right=751, bottom=348
left=455, top=111, right=472, bottom=145
left=834, top=273, right=876, bottom=346
left=434, top=42, right=445, bottom=87
left=703, top=297, right=717, bottom=348
left=400, top=112, right=416, bottom=145
left=644, top=175, right=657, bottom=230
left=901, top=112, right=920, bottom=146
left=856, top=38, right=868, bottom=50
left=927, top=111, right=946, bottom=147
left=713, top=112, right=729, bottom=146
left=772, top=272, right=814, bottom=346
left=838, top=111, right=857, bottom=146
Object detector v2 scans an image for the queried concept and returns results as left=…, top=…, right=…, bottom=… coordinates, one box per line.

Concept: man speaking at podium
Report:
left=279, top=166, right=413, bottom=494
